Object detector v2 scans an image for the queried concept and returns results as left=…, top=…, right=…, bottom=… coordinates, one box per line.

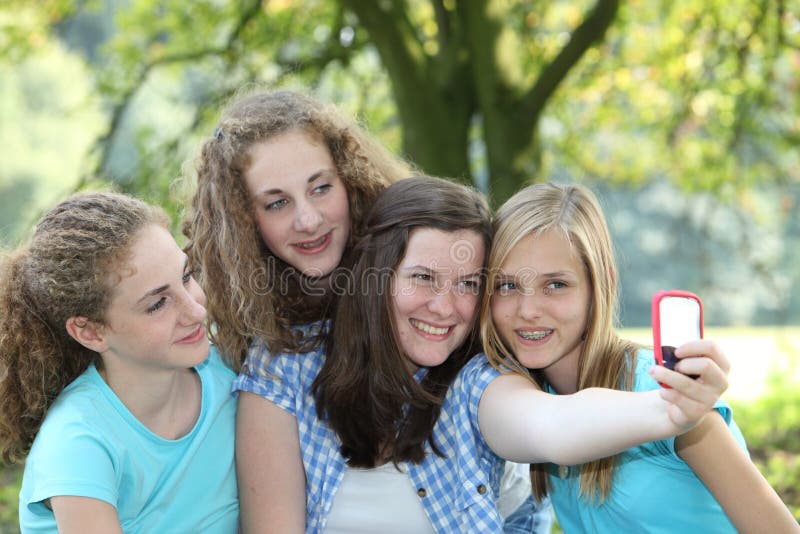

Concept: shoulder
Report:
left=199, top=346, right=237, bottom=380
left=38, top=367, right=107, bottom=432
left=232, top=336, right=326, bottom=399
left=25, top=370, right=120, bottom=477
left=448, top=353, right=503, bottom=404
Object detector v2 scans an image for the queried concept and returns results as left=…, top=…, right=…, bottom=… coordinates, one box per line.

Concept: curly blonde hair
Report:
left=0, top=192, right=168, bottom=463
left=184, top=89, right=411, bottom=369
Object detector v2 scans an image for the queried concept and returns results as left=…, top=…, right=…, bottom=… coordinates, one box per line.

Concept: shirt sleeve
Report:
left=232, top=341, right=309, bottom=418
left=24, top=418, right=119, bottom=513
left=458, top=354, right=503, bottom=435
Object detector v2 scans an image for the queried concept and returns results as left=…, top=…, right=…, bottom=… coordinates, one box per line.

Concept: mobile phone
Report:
left=652, top=290, right=703, bottom=376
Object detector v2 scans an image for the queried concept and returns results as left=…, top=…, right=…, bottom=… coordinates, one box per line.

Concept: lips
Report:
left=292, top=230, right=332, bottom=254
left=176, top=325, right=205, bottom=344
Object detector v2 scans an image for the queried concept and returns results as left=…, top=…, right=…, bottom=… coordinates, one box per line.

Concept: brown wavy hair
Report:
left=184, top=89, right=412, bottom=369
left=313, top=176, right=493, bottom=467
left=0, top=192, right=168, bottom=463
left=481, top=182, right=638, bottom=503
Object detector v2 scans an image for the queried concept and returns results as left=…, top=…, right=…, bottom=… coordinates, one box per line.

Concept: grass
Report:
left=1, top=328, right=798, bottom=532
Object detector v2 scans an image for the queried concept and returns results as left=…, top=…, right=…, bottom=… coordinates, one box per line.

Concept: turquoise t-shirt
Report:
left=19, top=351, right=239, bottom=533
left=546, top=349, right=747, bottom=534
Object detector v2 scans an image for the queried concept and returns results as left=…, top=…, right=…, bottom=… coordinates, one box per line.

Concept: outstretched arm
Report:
left=478, top=341, right=730, bottom=465
left=236, top=392, right=306, bottom=534
left=677, top=412, right=800, bottom=533
left=51, top=496, right=123, bottom=534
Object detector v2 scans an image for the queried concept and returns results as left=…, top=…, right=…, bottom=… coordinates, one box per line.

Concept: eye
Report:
left=412, top=273, right=433, bottom=282
left=456, top=279, right=481, bottom=294
left=146, top=297, right=167, bottom=314
left=542, top=280, right=567, bottom=296
left=182, top=269, right=196, bottom=285
left=311, top=183, right=333, bottom=196
left=264, top=198, right=288, bottom=211
left=494, top=280, right=516, bottom=294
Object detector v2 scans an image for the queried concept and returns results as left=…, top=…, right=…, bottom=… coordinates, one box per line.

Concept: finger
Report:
left=674, top=356, right=727, bottom=387
left=651, top=364, right=726, bottom=404
left=675, top=340, right=730, bottom=374
left=658, top=387, right=711, bottom=429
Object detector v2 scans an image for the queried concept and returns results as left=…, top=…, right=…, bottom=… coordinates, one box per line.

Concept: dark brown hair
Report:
left=313, top=176, right=492, bottom=467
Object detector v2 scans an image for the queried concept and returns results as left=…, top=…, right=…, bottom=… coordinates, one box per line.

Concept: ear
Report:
left=65, top=316, right=108, bottom=354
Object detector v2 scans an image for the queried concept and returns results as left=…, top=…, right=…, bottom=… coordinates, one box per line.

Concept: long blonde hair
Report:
left=0, top=192, right=168, bottom=463
left=481, top=182, right=637, bottom=503
left=184, top=89, right=412, bottom=368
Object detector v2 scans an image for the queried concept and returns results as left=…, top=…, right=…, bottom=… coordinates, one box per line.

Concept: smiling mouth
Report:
left=177, top=325, right=205, bottom=344
left=294, top=231, right=332, bottom=250
left=410, top=319, right=451, bottom=336
left=517, top=329, right=553, bottom=341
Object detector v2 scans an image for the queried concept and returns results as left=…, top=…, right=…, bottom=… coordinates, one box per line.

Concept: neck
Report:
left=98, top=363, right=201, bottom=439
left=542, top=340, right=584, bottom=394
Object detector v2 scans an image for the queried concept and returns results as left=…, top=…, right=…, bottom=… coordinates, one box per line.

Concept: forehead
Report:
left=108, top=225, right=182, bottom=298
left=501, top=229, right=580, bottom=271
left=401, top=228, right=485, bottom=271
left=247, top=129, right=331, bottom=170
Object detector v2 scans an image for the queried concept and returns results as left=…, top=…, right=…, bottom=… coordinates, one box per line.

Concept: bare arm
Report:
left=479, top=340, right=730, bottom=465
left=236, top=391, right=306, bottom=534
left=50, top=496, right=123, bottom=534
left=677, top=412, right=800, bottom=534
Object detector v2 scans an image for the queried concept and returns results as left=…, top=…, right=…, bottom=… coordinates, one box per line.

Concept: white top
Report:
left=325, top=462, right=436, bottom=534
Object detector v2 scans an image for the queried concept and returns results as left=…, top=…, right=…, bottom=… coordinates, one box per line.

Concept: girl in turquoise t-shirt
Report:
left=482, top=182, right=798, bottom=533
left=0, top=192, right=238, bottom=533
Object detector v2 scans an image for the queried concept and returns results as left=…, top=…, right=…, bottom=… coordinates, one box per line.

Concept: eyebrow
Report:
left=136, top=256, right=189, bottom=304
left=400, top=266, right=484, bottom=278
left=495, top=269, right=576, bottom=279
left=255, top=170, right=333, bottom=197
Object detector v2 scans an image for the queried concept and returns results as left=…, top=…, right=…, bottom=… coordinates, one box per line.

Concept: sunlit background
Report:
left=2, top=0, right=799, bottom=527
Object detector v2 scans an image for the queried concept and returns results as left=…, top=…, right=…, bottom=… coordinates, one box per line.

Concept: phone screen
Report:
left=658, top=295, right=702, bottom=371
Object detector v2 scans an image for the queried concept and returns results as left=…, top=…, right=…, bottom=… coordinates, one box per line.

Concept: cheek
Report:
left=330, top=188, right=350, bottom=225
left=490, top=298, right=511, bottom=325
left=456, top=295, right=480, bottom=323
left=253, top=213, right=282, bottom=250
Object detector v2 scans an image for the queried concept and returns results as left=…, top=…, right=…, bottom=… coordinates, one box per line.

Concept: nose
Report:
left=427, top=287, right=455, bottom=318
left=517, top=291, right=542, bottom=321
left=293, top=200, right=323, bottom=233
left=180, top=282, right=207, bottom=324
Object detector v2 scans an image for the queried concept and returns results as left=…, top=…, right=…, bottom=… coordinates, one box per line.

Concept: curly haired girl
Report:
left=0, top=192, right=237, bottom=532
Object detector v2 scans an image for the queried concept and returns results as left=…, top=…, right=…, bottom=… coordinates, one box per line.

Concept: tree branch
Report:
left=520, top=0, right=619, bottom=122
left=340, top=0, right=428, bottom=87
left=75, top=0, right=264, bottom=188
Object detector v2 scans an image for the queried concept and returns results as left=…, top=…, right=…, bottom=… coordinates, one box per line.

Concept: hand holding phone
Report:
left=652, top=290, right=704, bottom=379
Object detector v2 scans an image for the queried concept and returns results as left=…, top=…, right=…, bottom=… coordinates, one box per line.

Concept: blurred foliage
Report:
left=0, top=462, right=21, bottom=534
left=730, top=347, right=800, bottom=521
left=2, top=0, right=797, bottom=210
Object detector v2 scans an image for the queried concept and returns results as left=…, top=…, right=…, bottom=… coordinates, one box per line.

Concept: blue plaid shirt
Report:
left=233, top=339, right=510, bottom=533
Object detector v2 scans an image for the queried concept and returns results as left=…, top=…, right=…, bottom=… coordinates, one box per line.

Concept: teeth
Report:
left=518, top=329, right=552, bottom=341
left=410, top=319, right=449, bottom=336
left=297, top=234, right=327, bottom=249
